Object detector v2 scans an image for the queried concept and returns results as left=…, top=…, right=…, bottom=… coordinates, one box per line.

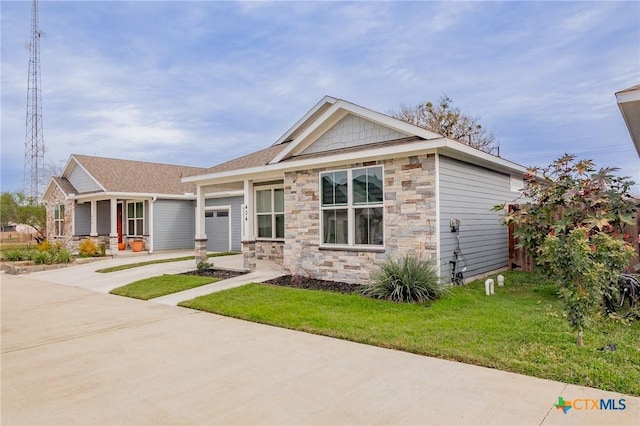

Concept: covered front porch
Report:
left=71, top=196, right=153, bottom=255
left=192, top=177, right=285, bottom=271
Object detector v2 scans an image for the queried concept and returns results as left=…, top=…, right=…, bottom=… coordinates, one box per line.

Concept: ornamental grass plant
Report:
left=361, top=253, right=450, bottom=303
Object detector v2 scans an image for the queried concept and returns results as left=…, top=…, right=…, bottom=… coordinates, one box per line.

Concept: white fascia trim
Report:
left=203, top=190, right=244, bottom=199
left=68, top=155, right=107, bottom=192
left=272, top=96, right=338, bottom=146
left=438, top=141, right=528, bottom=175
left=40, top=179, right=58, bottom=203
left=269, top=102, right=348, bottom=164
left=616, top=87, right=640, bottom=104
left=269, top=99, right=444, bottom=165
left=185, top=138, right=527, bottom=186
left=70, top=192, right=196, bottom=202
left=60, top=155, right=77, bottom=178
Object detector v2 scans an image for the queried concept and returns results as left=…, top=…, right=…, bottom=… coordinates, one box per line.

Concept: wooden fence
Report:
left=508, top=205, right=640, bottom=273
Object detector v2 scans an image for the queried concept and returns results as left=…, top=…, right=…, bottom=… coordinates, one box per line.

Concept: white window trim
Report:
left=54, top=204, right=65, bottom=237
left=126, top=201, right=145, bottom=237
left=319, top=165, right=385, bottom=249
left=254, top=185, right=285, bottom=241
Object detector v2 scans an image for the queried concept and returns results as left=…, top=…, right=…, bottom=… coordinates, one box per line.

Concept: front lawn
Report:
left=110, top=274, right=218, bottom=300
left=179, top=271, right=640, bottom=396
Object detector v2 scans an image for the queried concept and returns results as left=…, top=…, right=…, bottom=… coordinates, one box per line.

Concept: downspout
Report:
left=149, top=196, right=157, bottom=254
left=434, top=153, right=441, bottom=280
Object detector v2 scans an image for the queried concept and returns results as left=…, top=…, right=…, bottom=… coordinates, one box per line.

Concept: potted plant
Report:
left=130, top=239, right=144, bottom=253
left=118, top=242, right=126, bottom=251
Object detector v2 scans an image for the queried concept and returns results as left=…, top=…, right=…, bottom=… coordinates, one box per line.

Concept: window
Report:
left=53, top=204, right=65, bottom=236
left=321, top=166, right=384, bottom=247
left=127, top=201, right=144, bottom=236
left=256, top=188, right=284, bottom=239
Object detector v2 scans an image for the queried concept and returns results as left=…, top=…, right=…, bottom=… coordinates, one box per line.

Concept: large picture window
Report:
left=54, top=204, right=65, bottom=236
left=256, top=187, right=284, bottom=239
left=321, top=166, right=384, bottom=247
left=127, top=201, right=144, bottom=236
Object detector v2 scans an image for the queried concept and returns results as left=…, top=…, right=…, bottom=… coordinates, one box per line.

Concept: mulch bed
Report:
left=181, top=269, right=248, bottom=280
left=264, top=275, right=365, bottom=294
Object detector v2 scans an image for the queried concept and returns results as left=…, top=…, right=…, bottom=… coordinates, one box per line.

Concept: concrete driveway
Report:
left=2, top=274, right=638, bottom=425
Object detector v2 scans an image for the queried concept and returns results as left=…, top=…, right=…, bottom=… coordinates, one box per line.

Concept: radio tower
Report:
left=23, top=0, right=45, bottom=201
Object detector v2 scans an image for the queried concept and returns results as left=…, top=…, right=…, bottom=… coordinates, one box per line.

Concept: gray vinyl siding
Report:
left=74, top=203, right=90, bottom=235
left=68, top=165, right=101, bottom=193
left=152, top=200, right=195, bottom=250
left=97, top=201, right=110, bottom=234
left=438, top=155, right=514, bottom=280
left=205, top=196, right=243, bottom=251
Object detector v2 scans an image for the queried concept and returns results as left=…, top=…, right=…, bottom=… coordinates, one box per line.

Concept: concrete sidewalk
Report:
left=26, top=252, right=282, bottom=302
left=2, top=274, right=638, bottom=425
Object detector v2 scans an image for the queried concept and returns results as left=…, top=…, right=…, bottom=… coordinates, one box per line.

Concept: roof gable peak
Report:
left=269, top=97, right=444, bottom=164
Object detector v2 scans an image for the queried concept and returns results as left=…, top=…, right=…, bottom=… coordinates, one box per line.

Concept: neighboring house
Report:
left=184, top=96, right=527, bottom=284
left=615, top=84, right=640, bottom=157
left=41, top=155, right=210, bottom=254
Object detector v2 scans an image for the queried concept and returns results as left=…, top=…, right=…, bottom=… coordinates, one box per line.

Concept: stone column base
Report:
left=195, top=239, right=208, bottom=266
left=243, top=240, right=256, bottom=270
left=109, top=235, right=119, bottom=256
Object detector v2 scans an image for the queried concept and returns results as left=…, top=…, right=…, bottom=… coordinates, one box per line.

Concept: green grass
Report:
left=179, top=271, right=640, bottom=396
left=110, top=274, right=219, bottom=300
left=96, top=251, right=239, bottom=273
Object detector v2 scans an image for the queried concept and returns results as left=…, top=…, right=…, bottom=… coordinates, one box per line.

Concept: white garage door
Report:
left=205, top=210, right=230, bottom=252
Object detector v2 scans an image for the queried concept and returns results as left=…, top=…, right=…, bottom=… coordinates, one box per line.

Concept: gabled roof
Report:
left=69, top=154, right=207, bottom=194
left=616, top=84, right=640, bottom=157
left=42, top=155, right=208, bottom=201
left=185, top=96, right=526, bottom=185
left=268, top=97, right=443, bottom=164
left=52, top=176, right=78, bottom=195
left=198, top=142, right=292, bottom=175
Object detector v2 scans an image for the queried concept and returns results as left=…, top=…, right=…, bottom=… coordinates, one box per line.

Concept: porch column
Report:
left=243, top=179, right=255, bottom=240
left=148, top=197, right=155, bottom=254
left=194, top=184, right=208, bottom=265
left=242, top=179, right=256, bottom=270
left=90, top=200, right=98, bottom=237
left=109, top=198, right=118, bottom=255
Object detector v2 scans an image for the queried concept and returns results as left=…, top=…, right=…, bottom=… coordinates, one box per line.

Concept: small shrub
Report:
left=2, top=249, right=27, bottom=261
left=53, top=248, right=73, bottom=264
left=197, top=261, right=213, bottom=273
left=37, top=240, right=51, bottom=252
left=32, top=250, right=52, bottom=265
left=78, top=239, right=100, bottom=257
left=362, top=254, right=450, bottom=303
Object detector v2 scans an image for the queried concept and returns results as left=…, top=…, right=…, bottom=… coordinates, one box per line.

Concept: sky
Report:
left=1, top=0, right=639, bottom=195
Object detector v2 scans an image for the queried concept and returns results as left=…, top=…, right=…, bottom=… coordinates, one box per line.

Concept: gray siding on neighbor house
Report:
left=68, top=165, right=102, bottom=193
left=97, top=200, right=110, bottom=235
left=152, top=199, right=195, bottom=250
left=74, top=203, right=90, bottom=235
left=205, top=196, right=243, bottom=251
left=438, top=155, right=515, bottom=281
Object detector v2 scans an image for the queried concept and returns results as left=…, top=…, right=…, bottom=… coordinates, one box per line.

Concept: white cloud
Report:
left=1, top=1, right=638, bottom=194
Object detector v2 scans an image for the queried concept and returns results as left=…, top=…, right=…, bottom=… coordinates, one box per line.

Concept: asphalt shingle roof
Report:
left=198, top=142, right=291, bottom=175
left=72, top=155, right=208, bottom=195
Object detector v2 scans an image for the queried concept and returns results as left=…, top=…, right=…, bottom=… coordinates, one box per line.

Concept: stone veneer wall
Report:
left=283, top=154, right=437, bottom=284
left=44, top=184, right=75, bottom=249
left=255, top=241, right=284, bottom=264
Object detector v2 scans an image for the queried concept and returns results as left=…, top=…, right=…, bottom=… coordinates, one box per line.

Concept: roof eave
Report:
left=69, top=192, right=198, bottom=201
left=616, top=86, right=640, bottom=157
left=185, top=138, right=527, bottom=186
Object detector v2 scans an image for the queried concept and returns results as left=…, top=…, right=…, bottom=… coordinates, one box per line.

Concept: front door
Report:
left=117, top=203, right=123, bottom=243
